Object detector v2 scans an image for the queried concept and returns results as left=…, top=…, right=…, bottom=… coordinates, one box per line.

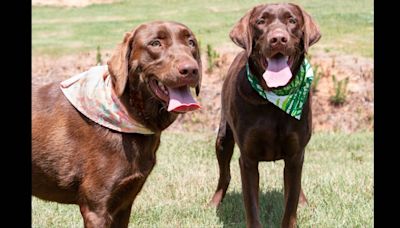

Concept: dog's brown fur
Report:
left=209, top=3, right=321, bottom=228
left=32, top=21, right=202, bottom=228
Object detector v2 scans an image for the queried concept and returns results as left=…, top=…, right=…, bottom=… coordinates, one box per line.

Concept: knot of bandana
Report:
left=246, top=59, right=314, bottom=120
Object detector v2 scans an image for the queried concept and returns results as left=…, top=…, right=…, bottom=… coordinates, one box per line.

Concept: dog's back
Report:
left=32, top=81, right=158, bottom=205
left=32, top=82, right=104, bottom=203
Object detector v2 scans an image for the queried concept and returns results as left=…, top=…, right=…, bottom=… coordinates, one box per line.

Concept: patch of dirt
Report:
left=32, top=0, right=118, bottom=7
left=32, top=45, right=373, bottom=133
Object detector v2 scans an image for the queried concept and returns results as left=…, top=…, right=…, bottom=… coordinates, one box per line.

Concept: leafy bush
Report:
left=311, top=64, right=322, bottom=92
left=96, top=45, right=102, bottom=65
left=206, top=44, right=219, bottom=73
left=330, top=74, right=349, bottom=105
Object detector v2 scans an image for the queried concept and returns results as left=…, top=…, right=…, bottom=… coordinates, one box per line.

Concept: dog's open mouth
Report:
left=149, top=78, right=200, bottom=113
left=262, top=53, right=293, bottom=88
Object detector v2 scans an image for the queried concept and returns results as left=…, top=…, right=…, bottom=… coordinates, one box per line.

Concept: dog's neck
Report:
left=237, top=51, right=306, bottom=105
left=120, top=76, right=178, bottom=133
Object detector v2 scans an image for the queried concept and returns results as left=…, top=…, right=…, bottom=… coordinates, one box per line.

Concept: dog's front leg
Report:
left=239, top=155, right=261, bottom=228
left=79, top=173, right=148, bottom=228
left=282, top=152, right=305, bottom=228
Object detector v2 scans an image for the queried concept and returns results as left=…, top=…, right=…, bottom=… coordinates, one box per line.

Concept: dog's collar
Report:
left=245, top=59, right=314, bottom=120
left=60, top=66, right=154, bottom=134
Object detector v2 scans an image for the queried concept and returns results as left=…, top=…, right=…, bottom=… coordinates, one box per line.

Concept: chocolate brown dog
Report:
left=209, top=3, right=321, bottom=228
left=32, top=21, right=202, bottom=227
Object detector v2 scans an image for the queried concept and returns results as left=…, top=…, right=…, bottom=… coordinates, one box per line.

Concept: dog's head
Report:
left=230, top=3, right=321, bottom=89
left=107, top=21, right=202, bottom=113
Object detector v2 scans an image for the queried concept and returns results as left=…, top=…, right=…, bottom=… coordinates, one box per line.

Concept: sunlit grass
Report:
left=32, top=131, right=373, bottom=227
left=32, top=0, right=373, bottom=57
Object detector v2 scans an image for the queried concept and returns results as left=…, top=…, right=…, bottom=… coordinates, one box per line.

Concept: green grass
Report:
left=32, top=131, right=373, bottom=227
left=32, top=0, right=373, bottom=57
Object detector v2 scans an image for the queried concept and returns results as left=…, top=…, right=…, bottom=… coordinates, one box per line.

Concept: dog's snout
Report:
left=269, top=31, right=289, bottom=47
left=178, top=62, right=199, bottom=77
left=271, top=36, right=287, bottom=44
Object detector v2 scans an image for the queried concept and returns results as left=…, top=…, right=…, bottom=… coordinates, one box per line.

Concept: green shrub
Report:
left=206, top=44, right=219, bottom=73
left=311, top=64, right=321, bottom=93
left=96, top=45, right=102, bottom=65
left=330, top=74, right=349, bottom=106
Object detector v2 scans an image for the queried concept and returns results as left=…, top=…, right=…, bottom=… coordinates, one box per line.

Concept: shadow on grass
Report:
left=216, top=189, right=284, bottom=227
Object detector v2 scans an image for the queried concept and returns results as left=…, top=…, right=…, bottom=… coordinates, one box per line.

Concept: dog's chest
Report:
left=231, top=105, right=306, bottom=161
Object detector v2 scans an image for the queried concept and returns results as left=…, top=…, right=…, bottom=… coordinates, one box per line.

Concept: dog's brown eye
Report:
left=149, top=40, right=161, bottom=47
left=256, top=19, right=265, bottom=25
left=288, top=18, right=297, bottom=24
left=188, top=39, right=196, bottom=47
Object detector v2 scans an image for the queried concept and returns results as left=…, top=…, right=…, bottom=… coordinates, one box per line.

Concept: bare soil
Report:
left=32, top=45, right=373, bottom=133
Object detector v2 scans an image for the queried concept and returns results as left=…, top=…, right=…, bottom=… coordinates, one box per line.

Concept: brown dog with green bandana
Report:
left=209, top=3, right=321, bottom=228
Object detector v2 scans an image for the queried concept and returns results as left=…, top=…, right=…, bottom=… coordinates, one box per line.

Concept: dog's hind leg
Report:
left=79, top=203, right=111, bottom=228
left=210, top=118, right=235, bottom=207
left=298, top=187, right=308, bottom=206
left=110, top=202, right=133, bottom=228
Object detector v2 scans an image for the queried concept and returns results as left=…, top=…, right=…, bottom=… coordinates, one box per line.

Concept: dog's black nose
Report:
left=178, top=62, right=199, bottom=77
left=269, top=32, right=289, bottom=47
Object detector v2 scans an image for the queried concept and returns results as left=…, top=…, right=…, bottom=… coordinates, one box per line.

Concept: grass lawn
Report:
left=32, top=1, right=374, bottom=226
left=32, top=131, right=373, bottom=227
left=32, top=0, right=373, bottom=57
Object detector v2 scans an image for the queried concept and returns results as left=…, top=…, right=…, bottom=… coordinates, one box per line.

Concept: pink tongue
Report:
left=167, top=86, right=201, bottom=112
left=262, top=56, right=292, bottom=88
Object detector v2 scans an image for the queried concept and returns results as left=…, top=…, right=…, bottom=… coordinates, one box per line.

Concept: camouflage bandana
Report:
left=246, top=59, right=314, bottom=120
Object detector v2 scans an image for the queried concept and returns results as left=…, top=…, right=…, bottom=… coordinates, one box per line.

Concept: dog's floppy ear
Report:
left=291, top=3, right=321, bottom=53
left=229, top=7, right=255, bottom=57
left=195, top=39, right=202, bottom=96
left=107, top=30, right=136, bottom=97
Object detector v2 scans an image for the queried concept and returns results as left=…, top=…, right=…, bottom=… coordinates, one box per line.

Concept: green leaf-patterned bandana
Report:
left=246, top=59, right=313, bottom=120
